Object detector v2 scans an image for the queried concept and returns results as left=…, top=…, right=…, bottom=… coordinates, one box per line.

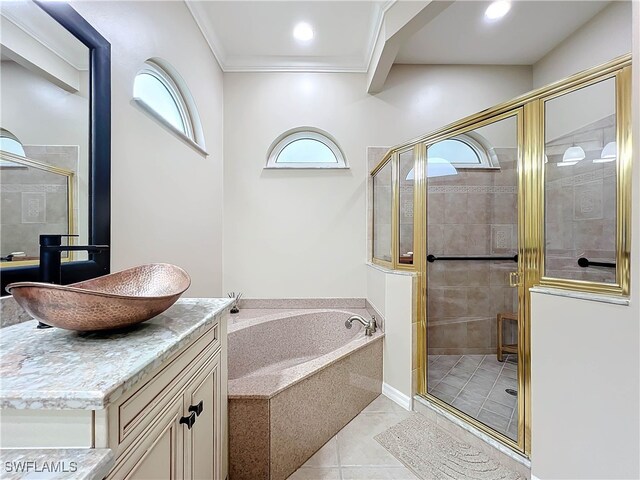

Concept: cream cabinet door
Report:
left=109, top=395, right=185, bottom=480
left=184, top=353, right=221, bottom=480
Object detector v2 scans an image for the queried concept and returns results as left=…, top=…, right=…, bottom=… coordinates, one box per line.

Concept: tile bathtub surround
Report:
left=230, top=339, right=383, bottom=480
left=0, top=448, right=115, bottom=480
left=0, top=298, right=232, bottom=409
left=289, top=395, right=417, bottom=480
left=427, top=354, right=519, bottom=441
left=0, top=295, right=32, bottom=328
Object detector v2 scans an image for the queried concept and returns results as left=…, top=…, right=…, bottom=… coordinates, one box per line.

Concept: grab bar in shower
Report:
left=427, top=254, right=518, bottom=263
left=577, top=257, right=616, bottom=269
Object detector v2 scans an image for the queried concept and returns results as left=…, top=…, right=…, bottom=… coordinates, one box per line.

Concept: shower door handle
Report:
left=509, top=272, right=522, bottom=287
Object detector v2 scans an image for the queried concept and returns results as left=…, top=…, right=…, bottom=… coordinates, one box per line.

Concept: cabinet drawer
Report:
left=114, top=323, right=220, bottom=448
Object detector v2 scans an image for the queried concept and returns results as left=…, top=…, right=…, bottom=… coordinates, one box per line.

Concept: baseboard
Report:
left=382, top=383, right=412, bottom=411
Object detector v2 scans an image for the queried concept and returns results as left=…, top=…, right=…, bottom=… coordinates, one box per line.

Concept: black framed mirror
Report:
left=0, top=1, right=111, bottom=294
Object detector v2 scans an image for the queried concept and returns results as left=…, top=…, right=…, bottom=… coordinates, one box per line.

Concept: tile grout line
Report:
left=428, top=355, right=462, bottom=393
left=451, top=354, right=487, bottom=407
left=478, top=357, right=508, bottom=415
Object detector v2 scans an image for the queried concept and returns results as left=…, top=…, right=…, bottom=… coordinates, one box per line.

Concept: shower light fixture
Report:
left=562, top=145, right=585, bottom=162
left=593, top=141, right=617, bottom=163
left=557, top=145, right=585, bottom=167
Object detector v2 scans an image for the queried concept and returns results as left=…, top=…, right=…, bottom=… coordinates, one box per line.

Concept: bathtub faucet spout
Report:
left=345, top=315, right=377, bottom=336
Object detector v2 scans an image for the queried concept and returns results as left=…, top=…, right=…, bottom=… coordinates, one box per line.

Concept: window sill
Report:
left=263, top=165, right=350, bottom=170
left=366, top=262, right=417, bottom=277
left=132, top=98, right=208, bottom=157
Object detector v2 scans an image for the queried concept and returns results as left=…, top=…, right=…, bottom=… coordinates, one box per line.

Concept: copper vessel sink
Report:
left=6, top=264, right=191, bottom=331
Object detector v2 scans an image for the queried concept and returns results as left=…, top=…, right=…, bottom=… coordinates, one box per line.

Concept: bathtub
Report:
left=228, top=309, right=383, bottom=480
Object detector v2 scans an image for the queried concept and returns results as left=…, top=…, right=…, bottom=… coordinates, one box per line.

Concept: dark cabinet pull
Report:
left=189, top=400, right=204, bottom=417
left=180, top=412, right=196, bottom=429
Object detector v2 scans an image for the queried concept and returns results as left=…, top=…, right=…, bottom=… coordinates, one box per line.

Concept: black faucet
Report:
left=37, top=234, right=109, bottom=329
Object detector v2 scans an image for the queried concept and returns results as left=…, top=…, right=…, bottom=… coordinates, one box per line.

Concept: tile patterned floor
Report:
left=288, top=396, right=419, bottom=480
left=427, top=354, right=519, bottom=440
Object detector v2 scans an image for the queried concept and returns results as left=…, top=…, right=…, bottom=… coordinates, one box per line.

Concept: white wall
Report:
left=529, top=1, right=639, bottom=478
left=70, top=1, right=225, bottom=297
left=532, top=1, right=632, bottom=88
left=367, top=265, right=414, bottom=408
left=223, top=65, right=532, bottom=298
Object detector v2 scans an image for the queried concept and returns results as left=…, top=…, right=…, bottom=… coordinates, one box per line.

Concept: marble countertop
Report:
left=0, top=448, right=114, bottom=480
left=0, top=298, right=232, bottom=410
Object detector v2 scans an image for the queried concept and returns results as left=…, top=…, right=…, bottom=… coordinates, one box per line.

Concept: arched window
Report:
left=266, top=128, right=347, bottom=169
left=133, top=59, right=206, bottom=154
left=428, top=133, right=497, bottom=169
left=0, top=128, right=26, bottom=157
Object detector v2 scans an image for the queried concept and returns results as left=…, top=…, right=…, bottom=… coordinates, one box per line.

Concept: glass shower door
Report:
left=425, top=112, right=523, bottom=444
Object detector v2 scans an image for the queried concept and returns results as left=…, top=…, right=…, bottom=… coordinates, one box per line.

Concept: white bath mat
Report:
left=375, top=414, right=525, bottom=480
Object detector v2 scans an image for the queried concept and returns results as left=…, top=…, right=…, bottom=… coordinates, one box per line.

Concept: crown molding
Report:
left=184, top=0, right=227, bottom=70
left=185, top=0, right=392, bottom=74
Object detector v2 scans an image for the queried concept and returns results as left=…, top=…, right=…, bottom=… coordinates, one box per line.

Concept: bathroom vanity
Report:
left=0, top=298, right=232, bottom=479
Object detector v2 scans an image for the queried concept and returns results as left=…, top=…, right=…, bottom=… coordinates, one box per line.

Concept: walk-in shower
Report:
left=369, top=54, right=632, bottom=456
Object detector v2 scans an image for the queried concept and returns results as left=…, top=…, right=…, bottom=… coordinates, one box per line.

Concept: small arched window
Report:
left=133, top=59, right=207, bottom=155
left=428, top=133, right=498, bottom=169
left=266, top=128, right=347, bottom=169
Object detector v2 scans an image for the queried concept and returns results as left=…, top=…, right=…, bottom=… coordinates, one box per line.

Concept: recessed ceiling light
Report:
left=485, top=0, right=511, bottom=20
left=293, top=22, right=314, bottom=42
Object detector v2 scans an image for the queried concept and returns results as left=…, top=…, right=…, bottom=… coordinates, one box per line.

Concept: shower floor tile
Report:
left=427, top=354, right=519, bottom=441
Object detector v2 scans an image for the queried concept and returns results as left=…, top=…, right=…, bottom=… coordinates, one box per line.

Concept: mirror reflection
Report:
left=398, top=150, right=414, bottom=265
left=373, top=160, right=392, bottom=263
left=0, top=0, right=89, bottom=267
left=426, top=114, right=520, bottom=442
left=544, top=77, right=617, bottom=284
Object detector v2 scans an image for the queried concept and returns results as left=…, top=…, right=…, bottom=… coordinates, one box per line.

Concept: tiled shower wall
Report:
left=0, top=146, right=78, bottom=258
left=427, top=148, right=519, bottom=355
left=545, top=115, right=617, bottom=284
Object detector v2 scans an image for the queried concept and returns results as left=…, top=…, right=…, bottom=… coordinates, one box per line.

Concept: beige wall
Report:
left=529, top=1, right=639, bottom=478
left=71, top=1, right=225, bottom=297
left=224, top=65, right=532, bottom=298
left=532, top=1, right=632, bottom=88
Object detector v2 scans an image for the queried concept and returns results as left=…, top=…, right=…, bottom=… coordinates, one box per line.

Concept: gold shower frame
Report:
left=370, top=54, right=632, bottom=456
left=0, top=150, right=76, bottom=268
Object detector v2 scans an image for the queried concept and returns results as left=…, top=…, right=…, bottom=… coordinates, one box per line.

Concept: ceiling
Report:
left=0, top=0, right=89, bottom=70
left=187, top=0, right=616, bottom=73
left=186, top=1, right=389, bottom=72
left=395, top=1, right=611, bottom=65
